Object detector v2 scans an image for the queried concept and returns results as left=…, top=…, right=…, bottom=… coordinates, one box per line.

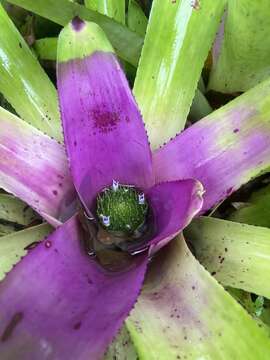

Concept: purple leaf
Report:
left=0, top=107, right=75, bottom=225
left=0, top=216, right=148, bottom=359
left=154, top=83, right=270, bottom=212
left=57, top=27, right=153, bottom=211
left=147, top=180, right=203, bottom=254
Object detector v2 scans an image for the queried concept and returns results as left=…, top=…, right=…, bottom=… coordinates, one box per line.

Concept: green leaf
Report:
left=209, top=0, right=270, bottom=93
left=255, top=296, right=265, bottom=318
left=227, top=288, right=257, bottom=314
left=0, top=4, right=62, bottom=140
left=227, top=288, right=270, bottom=333
left=34, top=0, right=126, bottom=61
left=97, top=0, right=125, bottom=24
left=0, top=222, right=17, bottom=237
left=127, top=0, right=147, bottom=36
left=262, top=300, right=270, bottom=328
left=0, top=223, right=52, bottom=280
left=0, top=194, right=36, bottom=226
left=133, top=0, right=226, bottom=149
left=189, top=89, right=213, bottom=122
left=104, top=326, right=138, bottom=360
left=229, top=184, right=270, bottom=228
left=84, top=0, right=97, bottom=11
left=185, top=217, right=270, bottom=299
left=7, top=0, right=143, bottom=66
left=34, top=37, right=57, bottom=61
left=0, top=92, right=15, bottom=113
left=127, top=235, right=270, bottom=359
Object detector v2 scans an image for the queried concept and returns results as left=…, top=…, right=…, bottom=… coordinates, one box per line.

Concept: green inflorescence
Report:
left=96, top=182, right=148, bottom=235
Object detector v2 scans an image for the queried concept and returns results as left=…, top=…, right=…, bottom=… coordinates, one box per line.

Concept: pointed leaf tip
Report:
left=71, top=16, right=85, bottom=31
left=58, top=20, right=114, bottom=63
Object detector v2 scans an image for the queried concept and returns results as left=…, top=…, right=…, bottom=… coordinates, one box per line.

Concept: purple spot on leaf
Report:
left=233, top=128, right=239, bottom=133
left=73, top=322, right=82, bottom=330
left=71, top=17, right=85, bottom=32
left=92, top=109, right=120, bottom=134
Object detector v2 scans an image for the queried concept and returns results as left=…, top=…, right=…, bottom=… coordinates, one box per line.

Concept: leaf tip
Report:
left=71, top=16, right=86, bottom=32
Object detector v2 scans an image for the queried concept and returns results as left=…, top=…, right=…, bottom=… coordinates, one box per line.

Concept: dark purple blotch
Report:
left=72, top=17, right=85, bottom=32
left=1, top=312, right=24, bottom=342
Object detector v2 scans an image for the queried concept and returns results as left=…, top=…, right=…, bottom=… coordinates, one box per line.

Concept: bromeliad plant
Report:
left=1, top=2, right=270, bottom=360
left=0, top=19, right=206, bottom=358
